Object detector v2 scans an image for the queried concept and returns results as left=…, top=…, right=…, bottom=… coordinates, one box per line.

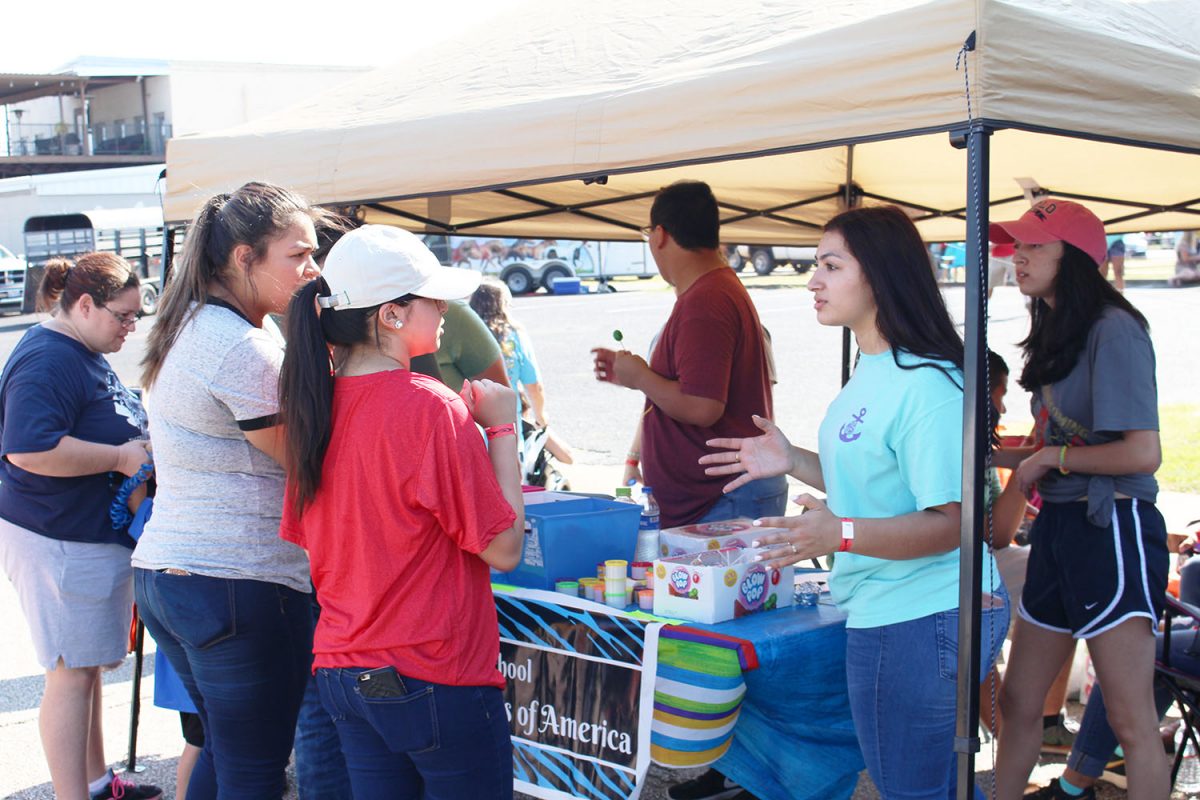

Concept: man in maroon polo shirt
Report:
left=591, top=180, right=786, bottom=529
left=591, top=181, right=783, bottom=800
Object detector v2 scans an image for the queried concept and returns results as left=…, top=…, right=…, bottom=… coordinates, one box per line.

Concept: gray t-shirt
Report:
left=132, top=303, right=311, bottom=593
left=1031, top=306, right=1158, bottom=524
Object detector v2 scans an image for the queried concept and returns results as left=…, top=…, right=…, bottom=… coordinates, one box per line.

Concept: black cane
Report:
left=125, top=618, right=146, bottom=772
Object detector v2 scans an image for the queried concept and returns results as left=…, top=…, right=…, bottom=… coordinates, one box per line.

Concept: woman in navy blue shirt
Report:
left=0, top=253, right=159, bottom=800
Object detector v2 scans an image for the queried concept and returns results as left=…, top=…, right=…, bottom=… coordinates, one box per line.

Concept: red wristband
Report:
left=625, top=458, right=640, bottom=467
left=838, top=518, right=855, bottom=552
left=484, top=423, right=516, bottom=441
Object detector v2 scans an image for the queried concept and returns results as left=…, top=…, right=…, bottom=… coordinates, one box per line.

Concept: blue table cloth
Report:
left=705, top=601, right=863, bottom=800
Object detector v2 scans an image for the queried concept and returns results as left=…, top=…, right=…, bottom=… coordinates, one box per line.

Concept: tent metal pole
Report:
left=955, top=119, right=992, bottom=800
left=841, top=145, right=856, bottom=386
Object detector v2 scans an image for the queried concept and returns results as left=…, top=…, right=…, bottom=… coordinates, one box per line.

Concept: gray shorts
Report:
left=0, top=515, right=133, bottom=670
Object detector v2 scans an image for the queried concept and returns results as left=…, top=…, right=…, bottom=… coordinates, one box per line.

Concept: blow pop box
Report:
left=652, top=547, right=794, bottom=624
left=658, top=517, right=788, bottom=558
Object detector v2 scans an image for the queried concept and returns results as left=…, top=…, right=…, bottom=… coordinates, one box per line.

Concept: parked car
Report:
left=726, top=245, right=816, bottom=276
left=0, top=244, right=27, bottom=312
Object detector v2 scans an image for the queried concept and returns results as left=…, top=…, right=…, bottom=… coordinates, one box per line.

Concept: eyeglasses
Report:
left=100, top=306, right=143, bottom=327
left=639, top=225, right=656, bottom=241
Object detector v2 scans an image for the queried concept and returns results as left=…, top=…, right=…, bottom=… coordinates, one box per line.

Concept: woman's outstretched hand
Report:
left=748, top=494, right=839, bottom=570
left=700, top=414, right=793, bottom=493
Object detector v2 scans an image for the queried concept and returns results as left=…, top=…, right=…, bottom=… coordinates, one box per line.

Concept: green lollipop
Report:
left=612, top=330, right=624, bottom=344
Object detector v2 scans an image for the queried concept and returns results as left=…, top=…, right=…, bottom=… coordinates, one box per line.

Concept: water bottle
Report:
left=614, top=486, right=638, bottom=505
left=1176, top=726, right=1200, bottom=796
left=635, top=487, right=661, bottom=562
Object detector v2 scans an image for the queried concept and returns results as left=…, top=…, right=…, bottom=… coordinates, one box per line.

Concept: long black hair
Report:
left=825, top=205, right=964, bottom=385
left=278, top=279, right=414, bottom=516
left=1018, top=242, right=1148, bottom=390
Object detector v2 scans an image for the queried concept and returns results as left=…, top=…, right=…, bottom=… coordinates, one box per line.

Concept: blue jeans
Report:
left=316, top=667, right=511, bottom=800
left=846, top=600, right=1009, bottom=799
left=294, top=597, right=351, bottom=800
left=134, top=569, right=313, bottom=800
left=697, top=474, right=788, bottom=523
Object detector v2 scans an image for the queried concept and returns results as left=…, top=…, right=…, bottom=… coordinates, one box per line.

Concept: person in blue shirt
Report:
left=702, top=205, right=1008, bottom=799
left=470, top=277, right=574, bottom=465
left=0, top=253, right=160, bottom=800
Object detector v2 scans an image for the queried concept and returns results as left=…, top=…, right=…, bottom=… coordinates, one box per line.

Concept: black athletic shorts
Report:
left=180, top=711, right=205, bottom=748
left=1019, top=498, right=1168, bottom=639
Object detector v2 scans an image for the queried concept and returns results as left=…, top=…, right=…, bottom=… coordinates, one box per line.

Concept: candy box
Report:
left=657, top=517, right=789, bottom=558
left=652, top=547, right=794, bottom=624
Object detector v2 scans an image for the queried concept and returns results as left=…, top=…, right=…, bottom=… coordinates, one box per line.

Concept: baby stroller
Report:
left=520, top=419, right=571, bottom=491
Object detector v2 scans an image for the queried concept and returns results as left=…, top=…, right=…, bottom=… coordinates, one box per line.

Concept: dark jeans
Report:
left=316, top=667, right=512, bottom=800
left=134, top=569, right=313, bottom=800
left=294, top=597, right=351, bottom=800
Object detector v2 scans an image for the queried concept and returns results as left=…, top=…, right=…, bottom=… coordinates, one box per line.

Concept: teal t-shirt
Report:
left=819, top=349, right=992, bottom=629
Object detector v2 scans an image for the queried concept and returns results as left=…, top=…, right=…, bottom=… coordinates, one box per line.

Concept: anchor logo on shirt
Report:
left=839, top=408, right=867, bottom=442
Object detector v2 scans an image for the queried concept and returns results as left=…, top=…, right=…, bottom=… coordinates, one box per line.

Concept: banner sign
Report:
left=495, top=587, right=663, bottom=800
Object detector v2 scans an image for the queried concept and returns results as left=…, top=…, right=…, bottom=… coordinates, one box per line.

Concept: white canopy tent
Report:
left=162, top=1, right=1200, bottom=797
left=164, top=0, right=1200, bottom=242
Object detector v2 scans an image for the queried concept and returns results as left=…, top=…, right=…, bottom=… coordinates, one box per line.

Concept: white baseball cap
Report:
left=318, top=225, right=480, bottom=310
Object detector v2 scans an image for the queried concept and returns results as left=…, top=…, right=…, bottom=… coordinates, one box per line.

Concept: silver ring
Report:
left=790, top=542, right=798, bottom=554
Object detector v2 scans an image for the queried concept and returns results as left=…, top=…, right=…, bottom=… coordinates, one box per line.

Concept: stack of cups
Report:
left=579, top=578, right=602, bottom=602
left=604, top=560, right=628, bottom=608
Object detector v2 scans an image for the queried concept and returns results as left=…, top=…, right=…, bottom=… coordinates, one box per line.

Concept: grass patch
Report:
left=1160, top=404, right=1200, bottom=494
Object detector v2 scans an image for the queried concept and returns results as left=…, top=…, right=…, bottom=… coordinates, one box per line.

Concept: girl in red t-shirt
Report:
left=278, top=225, right=524, bottom=800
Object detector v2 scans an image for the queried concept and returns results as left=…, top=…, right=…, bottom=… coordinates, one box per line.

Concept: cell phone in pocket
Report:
left=356, top=666, right=406, bottom=698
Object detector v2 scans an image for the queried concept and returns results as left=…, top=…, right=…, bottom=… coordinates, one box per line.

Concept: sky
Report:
left=1, top=0, right=524, bottom=73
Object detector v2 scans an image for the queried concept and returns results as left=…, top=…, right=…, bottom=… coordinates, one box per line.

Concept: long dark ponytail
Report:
left=142, top=181, right=328, bottom=389
left=1018, top=243, right=1148, bottom=390
left=278, top=279, right=414, bottom=516
left=826, top=205, right=964, bottom=385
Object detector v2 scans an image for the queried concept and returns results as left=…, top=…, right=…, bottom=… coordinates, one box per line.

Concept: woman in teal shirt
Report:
left=703, top=205, right=1007, bottom=799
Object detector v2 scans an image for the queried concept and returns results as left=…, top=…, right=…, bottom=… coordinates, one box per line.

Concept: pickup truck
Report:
left=725, top=245, right=817, bottom=276
left=0, top=244, right=27, bottom=312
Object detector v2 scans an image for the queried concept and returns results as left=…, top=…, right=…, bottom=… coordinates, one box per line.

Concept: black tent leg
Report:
left=955, top=119, right=992, bottom=800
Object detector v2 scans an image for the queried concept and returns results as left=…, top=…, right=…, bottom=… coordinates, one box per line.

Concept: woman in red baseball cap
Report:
left=989, top=199, right=1169, bottom=799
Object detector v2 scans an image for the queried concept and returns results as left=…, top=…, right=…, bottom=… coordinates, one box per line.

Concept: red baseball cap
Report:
left=988, top=199, right=1107, bottom=268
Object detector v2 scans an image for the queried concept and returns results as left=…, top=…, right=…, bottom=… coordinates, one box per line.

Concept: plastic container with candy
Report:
left=652, top=547, right=794, bottom=624
left=658, top=517, right=790, bottom=558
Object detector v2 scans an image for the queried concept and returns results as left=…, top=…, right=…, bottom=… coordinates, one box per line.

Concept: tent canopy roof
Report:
left=163, top=0, right=1200, bottom=242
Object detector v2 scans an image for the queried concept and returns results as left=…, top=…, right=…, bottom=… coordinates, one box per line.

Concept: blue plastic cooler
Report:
left=498, top=497, right=642, bottom=589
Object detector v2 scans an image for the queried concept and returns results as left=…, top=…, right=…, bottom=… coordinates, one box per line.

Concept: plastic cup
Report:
left=795, top=581, right=821, bottom=607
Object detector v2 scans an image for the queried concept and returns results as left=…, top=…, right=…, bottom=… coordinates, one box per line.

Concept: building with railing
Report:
left=0, top=56, right=370, bottom=179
